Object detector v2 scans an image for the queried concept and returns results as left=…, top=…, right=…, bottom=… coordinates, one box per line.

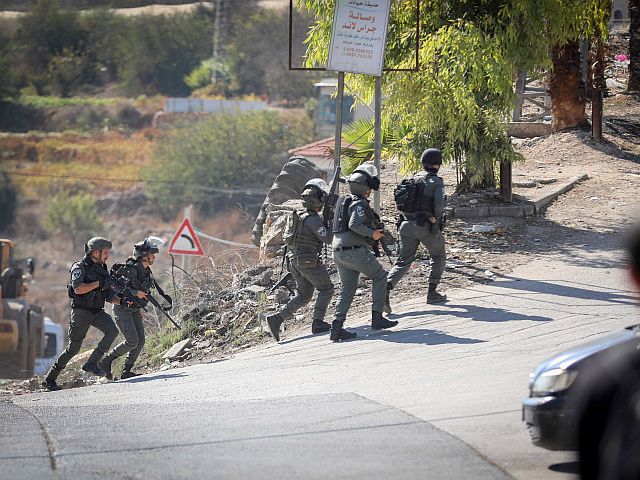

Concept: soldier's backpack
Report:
left=394, top=178, right=425, bottom=213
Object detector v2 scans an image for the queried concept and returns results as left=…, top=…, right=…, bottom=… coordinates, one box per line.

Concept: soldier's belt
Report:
left=333, top=245, right=364, bottom=252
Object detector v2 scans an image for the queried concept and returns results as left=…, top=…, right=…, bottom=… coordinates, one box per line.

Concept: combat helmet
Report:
left=84, top=237, right=112, bottom=254
left=420, top=148, right=443, bottom=169
left=348, top=162, right=380, bottom=195
left=301, top=178, right=328, bottom=209
left=132, top=236, right=164, bottom=259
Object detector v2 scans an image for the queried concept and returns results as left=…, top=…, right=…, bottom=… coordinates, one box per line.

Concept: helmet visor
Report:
left=146, top=236, right=165, bottom=250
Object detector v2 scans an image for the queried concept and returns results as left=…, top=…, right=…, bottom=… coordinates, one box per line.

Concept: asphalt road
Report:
left=3, top=236, right=638, bottom=480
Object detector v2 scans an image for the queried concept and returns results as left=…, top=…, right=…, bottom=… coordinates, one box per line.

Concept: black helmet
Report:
left=85, top=237, right=112, bottom=254
left=133, top=236, right=164, bottom=259
left=420, top=148, right=443, bottom=168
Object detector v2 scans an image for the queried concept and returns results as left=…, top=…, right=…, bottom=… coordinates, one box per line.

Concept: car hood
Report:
left=533, top=325, right=640, bottom=376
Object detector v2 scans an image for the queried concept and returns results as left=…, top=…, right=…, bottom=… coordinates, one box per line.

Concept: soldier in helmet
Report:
left=264, top=178, right=334, bottom=341
left=386, top=148, right=447, bottom=313
left=330, top=162, right=398, bottom=342
left=98, top=236, right=167, bottom=380
left=42, top=237, right=120, bottom=391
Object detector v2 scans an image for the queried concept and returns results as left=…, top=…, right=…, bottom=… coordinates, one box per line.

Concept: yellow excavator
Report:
left=0, top=239, right=45, bottom=378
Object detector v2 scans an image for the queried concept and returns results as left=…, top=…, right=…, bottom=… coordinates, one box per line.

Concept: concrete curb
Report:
left=529, top=173, right=589, bottom=213
left=450, top=174, right=589, bottom=219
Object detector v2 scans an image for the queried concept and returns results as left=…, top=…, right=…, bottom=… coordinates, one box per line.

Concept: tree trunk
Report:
left=549, top=41, right=588, bottom=131
left=630, top=0, right=640, bottom=91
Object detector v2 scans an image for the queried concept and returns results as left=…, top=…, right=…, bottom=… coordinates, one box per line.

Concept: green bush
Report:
left=145, top=110, right=314, bottom=218
left=44, top=191, right=104, bottom=248
left=18, top=95, right=116, bottom=108
left=184, top=59, right=215, bottom=91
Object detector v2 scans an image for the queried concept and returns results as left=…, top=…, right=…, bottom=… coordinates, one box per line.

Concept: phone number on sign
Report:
left=344, top=47, right=373, bottom=59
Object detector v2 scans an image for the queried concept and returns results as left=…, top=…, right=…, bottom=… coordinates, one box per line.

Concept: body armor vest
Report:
left=69, top=256, right=108, bottom=312
left=289, top=210, right=323, bottom=254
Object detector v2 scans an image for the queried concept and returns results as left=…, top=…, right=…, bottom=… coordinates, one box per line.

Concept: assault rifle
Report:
left=269, top=271, right=295, bottom=296
left=98, top=268, right=181, bottom=330
left=322, top=166, right=342, bottom=225
left=368, top=210, right=394, bottom=261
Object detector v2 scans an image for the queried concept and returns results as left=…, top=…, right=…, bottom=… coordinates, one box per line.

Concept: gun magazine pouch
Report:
left=291, top=253, right=318, bottom=269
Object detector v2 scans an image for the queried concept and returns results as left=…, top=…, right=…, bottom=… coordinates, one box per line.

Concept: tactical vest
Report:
left=68, top=256, right=108, bottom=312
left=332, top=195, right=356, bottom=233
left=284, top=209, right=323, bottom=254
left=111, top=259, right=152, bottom=309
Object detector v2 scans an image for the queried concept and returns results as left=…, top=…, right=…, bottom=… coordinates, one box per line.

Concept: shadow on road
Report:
left=465, top=276, right=638, bottom=306
left=357, top=326, right=485, bottom=346
left=548, top=461, right=580, bottom=474
left=390, top=305, right=553, bottom=323
left=118, top=373, right=188, bottom=384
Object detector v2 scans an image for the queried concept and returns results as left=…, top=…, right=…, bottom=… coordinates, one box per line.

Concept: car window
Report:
left=43, top=333, right=57, bottom=358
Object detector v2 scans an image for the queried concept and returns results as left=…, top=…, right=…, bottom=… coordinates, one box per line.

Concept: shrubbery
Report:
left=44, top=191, right=104, bottom=248
left=0, top=0, right=319, bottom=103
left=145, top=110, right=314, bottom=219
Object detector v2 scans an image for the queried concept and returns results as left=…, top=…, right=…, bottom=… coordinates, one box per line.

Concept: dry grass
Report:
left=0, top=130, right=155, bottom=199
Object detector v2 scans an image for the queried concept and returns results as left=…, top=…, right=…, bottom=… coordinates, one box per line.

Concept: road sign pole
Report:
left=374, top=75, right=382, bottom=214
left=182, top=205, right=192, bottom=272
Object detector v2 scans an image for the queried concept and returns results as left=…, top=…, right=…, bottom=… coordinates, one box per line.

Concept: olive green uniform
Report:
left=102, top=259, right=151, bottom=370
left=388, top=171, right=446, bottom=288
left=279, top=209, right=334, bottom=323
left=333, top=195, right=387, bottom=321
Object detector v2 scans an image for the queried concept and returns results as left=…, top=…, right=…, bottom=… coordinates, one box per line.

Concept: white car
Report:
left=34, top=317, right=64, bottom=376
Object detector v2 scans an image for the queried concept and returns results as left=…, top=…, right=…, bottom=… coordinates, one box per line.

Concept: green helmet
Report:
left=85, top=237, right=112, bottom=254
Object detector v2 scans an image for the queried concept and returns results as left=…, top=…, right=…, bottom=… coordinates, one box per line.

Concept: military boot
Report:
left=121, top=366, right=142, bottom=379
left=42, top=377, right=62, bottom=392
left=311, top=319, right=331, bottom=334
left=384, top=282, right=392, bottom=314
left=329, top=320, right=357, bottom=342
left=427, top=283, right=447, bottom=304
left=97, top=356, right=114, bottom=380
left=371, top=311, right=398, bottom=330
left=81, top=361, right=105, bottom=377
left=265, top=313, right=284, bottom=342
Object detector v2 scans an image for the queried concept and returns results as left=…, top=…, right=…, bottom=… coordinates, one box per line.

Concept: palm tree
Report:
left=549, top=40, right=589, bottom=131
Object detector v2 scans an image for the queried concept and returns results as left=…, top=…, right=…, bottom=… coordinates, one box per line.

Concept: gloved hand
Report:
left=100, top=275, right=116, bottom=291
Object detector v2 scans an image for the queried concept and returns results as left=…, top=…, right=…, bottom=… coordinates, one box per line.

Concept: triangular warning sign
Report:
left=169, top=218, right=204, bottom=256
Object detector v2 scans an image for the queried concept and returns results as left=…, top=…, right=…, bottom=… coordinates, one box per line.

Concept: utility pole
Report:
left=211, top=0, right=225, bottom=85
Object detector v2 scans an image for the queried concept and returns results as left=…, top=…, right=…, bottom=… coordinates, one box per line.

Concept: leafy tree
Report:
left=145, top=110, right=314, bottom=218
left=299, top=0, right=602, bottom=190
left=15, top=0, right=91, bottom=96
left=44, top=191, right=104, bottom=249
left=113, top=12, right=213, bottom=96
left=224, top=8, right=319, bottom=102
left=0, top=47, right=19, bottom=101
left=0, top=173, right=18, bottom=230
left=80, top=9, right=125, bottom=85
